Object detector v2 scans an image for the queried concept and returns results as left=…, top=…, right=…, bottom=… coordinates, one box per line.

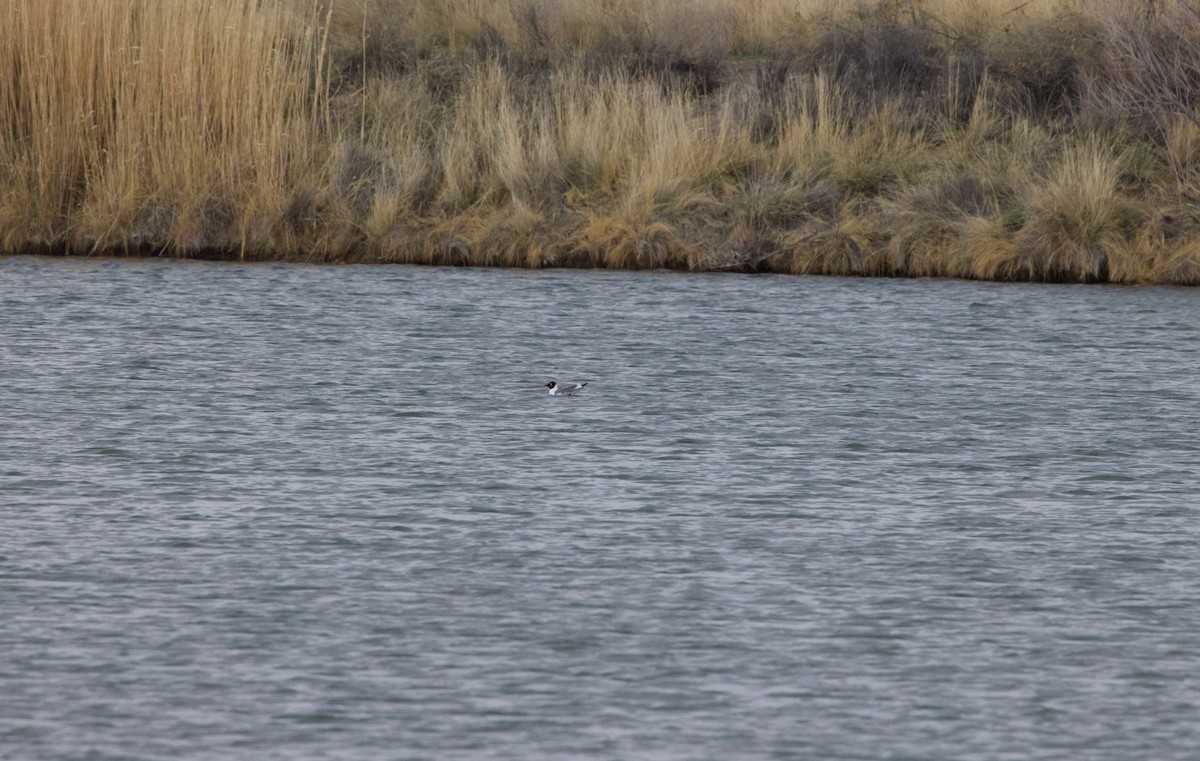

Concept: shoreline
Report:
left=0, top=248, right=1167, bottom=288
left=6, top=0, right=1200, bottom=286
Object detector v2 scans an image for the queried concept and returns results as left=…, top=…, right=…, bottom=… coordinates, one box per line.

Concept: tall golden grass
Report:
left=0, top=0, right=326, bottom=256
left=4, top=0, right=1200, bottom=283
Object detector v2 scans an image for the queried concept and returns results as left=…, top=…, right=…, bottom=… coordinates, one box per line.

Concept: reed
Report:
left=5, top=0, right=1200, bottom=283
left=0, top=0, right=325, bottom=256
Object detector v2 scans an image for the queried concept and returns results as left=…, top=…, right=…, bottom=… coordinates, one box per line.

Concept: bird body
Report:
left=546, top=381, right=588, bottom=396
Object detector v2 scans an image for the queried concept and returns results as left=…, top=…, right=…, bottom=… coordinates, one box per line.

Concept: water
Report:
left=2, top=256, right=1199, bottom=760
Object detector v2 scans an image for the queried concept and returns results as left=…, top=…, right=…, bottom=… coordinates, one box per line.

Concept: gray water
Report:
left=2, top=256, right=1199, bottom=760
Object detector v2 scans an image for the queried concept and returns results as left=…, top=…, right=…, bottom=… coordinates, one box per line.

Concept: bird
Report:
left=546, top=381, right=588, bottom=396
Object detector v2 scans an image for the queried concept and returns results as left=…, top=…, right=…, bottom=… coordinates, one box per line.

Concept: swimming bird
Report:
left=546, top=381, right=588, bottom=396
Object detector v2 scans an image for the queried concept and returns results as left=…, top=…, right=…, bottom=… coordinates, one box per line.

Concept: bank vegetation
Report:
left=4, top=0, right=1200, bottom=283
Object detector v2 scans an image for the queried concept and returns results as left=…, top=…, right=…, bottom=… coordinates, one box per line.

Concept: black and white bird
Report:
left=546, top=381, right=588, bottom=396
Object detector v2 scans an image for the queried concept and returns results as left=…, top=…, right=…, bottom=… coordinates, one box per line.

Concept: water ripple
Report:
left=2, top=257, right=1199, bottom=759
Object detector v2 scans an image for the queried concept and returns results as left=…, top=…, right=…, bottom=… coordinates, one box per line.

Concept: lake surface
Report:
left=2, top=256, right=1198, bottom=760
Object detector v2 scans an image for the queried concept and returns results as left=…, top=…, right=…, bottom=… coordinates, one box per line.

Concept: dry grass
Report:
left=1016, top=137, right=1134, bottom=281
left=325, top=0, right=1079, bottom=59
left=4, top=0, right=1200, bottom=283
left=0, top=0, right=327, bottom=257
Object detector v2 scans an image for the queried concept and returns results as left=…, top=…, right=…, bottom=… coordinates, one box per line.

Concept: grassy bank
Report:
left=5, top=0, right=1200, bottom=283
